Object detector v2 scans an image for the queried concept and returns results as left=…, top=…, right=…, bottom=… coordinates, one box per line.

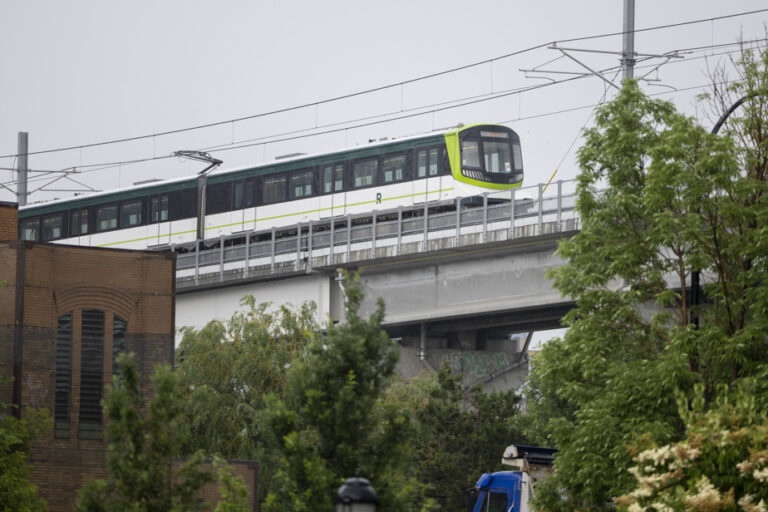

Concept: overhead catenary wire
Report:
left=1, top=6, right=766, bottom=161
left=2, top=36, right=766, bottom=189
left=2, top=37, right=761, bottom=190
left=1, top=75, right=749, bottom=191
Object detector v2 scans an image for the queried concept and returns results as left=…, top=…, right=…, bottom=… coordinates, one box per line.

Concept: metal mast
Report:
left=16, top=132, right=28, bottom=206
left=621, top=0, right=636, bottom=80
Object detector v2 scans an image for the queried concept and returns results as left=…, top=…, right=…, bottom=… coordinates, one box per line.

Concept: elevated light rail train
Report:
left=17, top=124, right=523, bottom=251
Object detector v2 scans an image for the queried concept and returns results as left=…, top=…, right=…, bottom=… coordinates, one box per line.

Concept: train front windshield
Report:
left=459, top=127, right=523, bottom=185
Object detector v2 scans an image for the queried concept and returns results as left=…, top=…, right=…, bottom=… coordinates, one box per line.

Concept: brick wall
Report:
left=0, top=202, right=18, bottom=241
left=173, top=459, right=259, bottom=512
left=0, top=240, right=176, bottom=511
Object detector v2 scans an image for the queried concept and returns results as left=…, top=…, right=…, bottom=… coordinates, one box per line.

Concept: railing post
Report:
left=346, top=214, right=352, bottom=263
left=371, top=212, right=376, bottom=259
left=455, top=197, right=461, bottom=247
left=557, top=180, right=562, bottom=232
left=296, top=222, right=302, bottom=269
left=244, top=231, right=250, bottom=278
left=482, top=193, right=488, bottom=243
left=308, top=221, right=313, bottom=271
left=423, top=201, right=428, bottom=251
left=329, top=216, right=335, bottom=265
left=397, top=206, right=402, bottom=256
left=270, top=227, right=276, bottom=274
left=538, top=183, right=544, bottom=235
left=510, top=188, right=516, bottom=239
left=194, top=240, right=200, bottom=286
left=219, top=234, right=225, bottom=282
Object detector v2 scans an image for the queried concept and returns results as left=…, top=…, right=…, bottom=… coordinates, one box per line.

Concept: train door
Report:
left=150, top=194, right=171, bottom=245
left=232, top=180, right=248, bottom=232
left=412, top=148, right=429, bottom=206
left=242, top=179, right=256, bottom=231
left=319, top=163, right=344, bottom=219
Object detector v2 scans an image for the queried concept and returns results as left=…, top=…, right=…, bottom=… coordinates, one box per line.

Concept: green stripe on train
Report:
left=96, top=187, right=454, bottom=248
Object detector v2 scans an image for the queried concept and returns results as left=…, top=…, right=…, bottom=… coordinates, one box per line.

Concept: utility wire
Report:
left=2, top=76, right=748, bottom=190
left=3, top=38, right=765, bottom=188
left=1, top=7, right=766, bottom=161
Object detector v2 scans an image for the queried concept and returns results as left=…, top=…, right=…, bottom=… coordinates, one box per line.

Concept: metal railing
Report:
left=174, top=180, right=580, bottom=288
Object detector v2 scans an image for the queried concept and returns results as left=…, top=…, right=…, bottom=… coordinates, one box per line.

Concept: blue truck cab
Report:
left=469, top=445, right=556, bottom=512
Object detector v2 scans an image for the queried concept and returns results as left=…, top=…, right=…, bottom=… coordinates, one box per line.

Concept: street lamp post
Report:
left=691, top=95, right=749, bottom=328
left=335, top=477, right=378, bottom=512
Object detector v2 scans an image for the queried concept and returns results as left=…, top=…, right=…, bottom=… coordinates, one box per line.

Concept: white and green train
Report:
left=18, top=123, right=523, bottom=249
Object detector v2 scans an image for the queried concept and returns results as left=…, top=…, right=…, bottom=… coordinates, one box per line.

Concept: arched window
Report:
left=55, top=309, right=129, bottom=440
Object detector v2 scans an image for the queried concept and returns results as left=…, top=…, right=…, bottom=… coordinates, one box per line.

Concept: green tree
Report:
left=175, top=300, right=318, bottom=500
left=262, top=275, right=434, bottom=512
left=75, top=353, right=242, bottom=512
left=398, top=363, right=526, bottom=511
left=0, top=377, right=50, bottom=512
left=529, top=49, right=768, bottom=511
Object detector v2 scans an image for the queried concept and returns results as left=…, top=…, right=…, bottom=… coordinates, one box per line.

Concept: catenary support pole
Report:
left=17, top=132, right=28, bottom=206
left=621, top=0, right=636, bottom=80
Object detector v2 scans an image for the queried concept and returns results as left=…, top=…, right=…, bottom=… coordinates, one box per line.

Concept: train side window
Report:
left=290, top=171, right=313, bottom=199
left=96, top=205, right=118, bottom=232
left=429, top=148, right=439, bottom=176
left=416, top=150, right=427, bottom=178
left=206, top=182, right=233, bottom=215
left=21, top=218, right=40, bottom=241
left=70, top=210, right=80, bottom=236
left=245, top=180, right=255, bottom=207
left=353, top=159, right=378, bottom=188
left=42, top=214, right=64, bottom=241
left=119, top=200, right=142, bottom=228
left=169, top=187, right=197, bottom=221
left=322, top=164, right=344, bottom=194
left=382, top=153, right=406, bottom=183
left=461, top=140, right=481, bottom=169
left=150, top=195, right=169, bottom=223
left=80, top=209, right=89, bottom=234
left=233, top=181, right=244, bottom=209
left=263, top=176, right=287, bottom=204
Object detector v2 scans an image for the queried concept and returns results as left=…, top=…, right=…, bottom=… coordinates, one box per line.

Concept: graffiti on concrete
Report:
left=440, top=350, right=510, bottom=378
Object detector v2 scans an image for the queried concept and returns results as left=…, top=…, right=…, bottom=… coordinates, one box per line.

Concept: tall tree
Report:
left=529, top=49, right=768, bottom=511
left=176, top=300, right=317, bottom=459
left=262, top=275, right=434, bottom=512
left=0, top=374, right=50, bottom=512
left=75, top=353, right=243, bottom=512
left=395, top=363, right=526, bottom=512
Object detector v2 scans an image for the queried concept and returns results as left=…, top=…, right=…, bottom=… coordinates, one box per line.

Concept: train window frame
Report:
left=119, top=199, right=143, bottom=228
left=70, top=208, right=89, bottom=236
left=461, top=139, right=482, bottom=170
left=245, top=179, right=255, bottom=207
left=290, top=170, right=314, bottom=200
left=150, top=195, right=169, bottom=223
left=320, top=163, right=345, bottom=195
left=233, top=180, right=245, bottom=210
left=416, top=149, right=428, bottom=178
left=352, top=158, right=379, bottom=189
left=381, top=152, right=406, bottom=184
left=205, top=181, right=233, bottom=215
left=263, top=174, right=287, bottom=204
left=42, top=213, right=65, bottom=241
left=20, top=218, right=40, bottom=241
left=96, top=204, right=118, bottom=232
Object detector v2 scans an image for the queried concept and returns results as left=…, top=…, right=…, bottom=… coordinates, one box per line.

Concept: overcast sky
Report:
left=2, top=1, right=768, bottom=204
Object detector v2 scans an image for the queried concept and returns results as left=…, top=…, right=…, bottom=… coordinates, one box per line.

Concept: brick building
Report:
left=0, top=202, right=177, bottom=510
left=1, top=202, right=259, bottom=511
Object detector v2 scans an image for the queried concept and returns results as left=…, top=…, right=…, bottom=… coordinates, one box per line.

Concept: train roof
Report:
left=19, top=123, right=515, bottom=216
